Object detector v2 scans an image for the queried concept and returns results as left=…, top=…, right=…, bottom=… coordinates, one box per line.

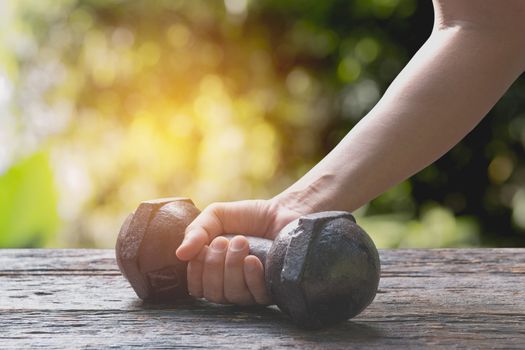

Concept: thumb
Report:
left=176, top=200, right=273, bottom=261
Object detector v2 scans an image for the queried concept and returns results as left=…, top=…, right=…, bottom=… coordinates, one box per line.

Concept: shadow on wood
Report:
left=131, top=297, right=385, bottom=345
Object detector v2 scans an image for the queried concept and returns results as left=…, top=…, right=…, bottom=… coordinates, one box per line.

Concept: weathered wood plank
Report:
left=1, top=309, right=524, bottom=349
left=2, top=274, right=524, bottom=313
left=1, top=249, right=524, bottom=349
left=0, top=249, right=116, bottom=273
left=2, top=248, right=524, bottom=275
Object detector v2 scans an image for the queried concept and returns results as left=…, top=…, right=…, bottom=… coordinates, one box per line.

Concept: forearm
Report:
left=277, top=8, right=525, bottom=213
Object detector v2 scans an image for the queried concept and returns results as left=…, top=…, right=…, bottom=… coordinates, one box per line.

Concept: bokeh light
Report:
left=1, top=0, right=524, bottom=248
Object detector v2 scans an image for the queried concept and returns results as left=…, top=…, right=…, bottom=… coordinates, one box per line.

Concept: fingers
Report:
left=223, top=236, right=254, bottom=305
left=202, top=236, right=229, bottom=303
left=187, top=247, right=207, bottom=298
left=176, top=200, right=274, bottom=261
left=186, top=235, right=271, bottom=306
left=244, top=255, right=272, bottom=305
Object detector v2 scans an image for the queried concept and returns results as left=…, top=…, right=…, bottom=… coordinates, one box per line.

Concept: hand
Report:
left=175, top=197, right=308, bottom=305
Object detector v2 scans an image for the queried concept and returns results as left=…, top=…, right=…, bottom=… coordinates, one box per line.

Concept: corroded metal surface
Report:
left=266, top=211, right=380, bottom=329
left=115, top=198, right=200, bottom=301
left=116, top=199, right=380, bottom=329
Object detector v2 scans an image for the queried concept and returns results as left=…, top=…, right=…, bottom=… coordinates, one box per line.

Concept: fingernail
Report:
left=230, top=237, right=246, bottom=252
left=210, top=238, right=228, bottom=252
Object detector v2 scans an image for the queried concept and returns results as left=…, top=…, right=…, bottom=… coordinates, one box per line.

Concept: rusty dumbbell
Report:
left=116, top=198, right=380, bottom=329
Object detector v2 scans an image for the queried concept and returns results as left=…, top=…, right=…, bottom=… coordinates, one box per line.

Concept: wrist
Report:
left=272, top=173, right=336, bottom=215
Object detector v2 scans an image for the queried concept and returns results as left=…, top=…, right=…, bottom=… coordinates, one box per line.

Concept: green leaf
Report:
left=0, top=151, right=60, bottom=247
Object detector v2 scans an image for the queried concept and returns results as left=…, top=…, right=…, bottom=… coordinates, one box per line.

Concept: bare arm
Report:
left=176, top=0, right=525, bottom=306
left=276, top=0, right=525, bottom=214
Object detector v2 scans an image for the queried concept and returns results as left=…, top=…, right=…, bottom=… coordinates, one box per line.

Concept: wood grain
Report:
left=1, top=249, right=524, bottom=349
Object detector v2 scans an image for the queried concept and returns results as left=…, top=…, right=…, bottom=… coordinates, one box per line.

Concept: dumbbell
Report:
left=115, top=198, right=380, bottom=329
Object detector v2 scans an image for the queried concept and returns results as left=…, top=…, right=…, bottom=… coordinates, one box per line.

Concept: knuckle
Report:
left=206, top=202, right=224, bottom=214
left=185, top=224, right=197, bottom=235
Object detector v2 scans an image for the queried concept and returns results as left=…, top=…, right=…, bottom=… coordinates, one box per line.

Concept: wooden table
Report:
left=1, top=249, right=524, bottom=349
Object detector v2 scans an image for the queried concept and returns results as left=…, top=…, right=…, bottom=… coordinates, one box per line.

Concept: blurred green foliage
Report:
left=0, top=151, right=60, bottom=247
left=0, top=0, right=524, bottom=248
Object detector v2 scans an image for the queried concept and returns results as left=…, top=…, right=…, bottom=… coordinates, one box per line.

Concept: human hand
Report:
left=175, top=198, right=308, bottom=305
